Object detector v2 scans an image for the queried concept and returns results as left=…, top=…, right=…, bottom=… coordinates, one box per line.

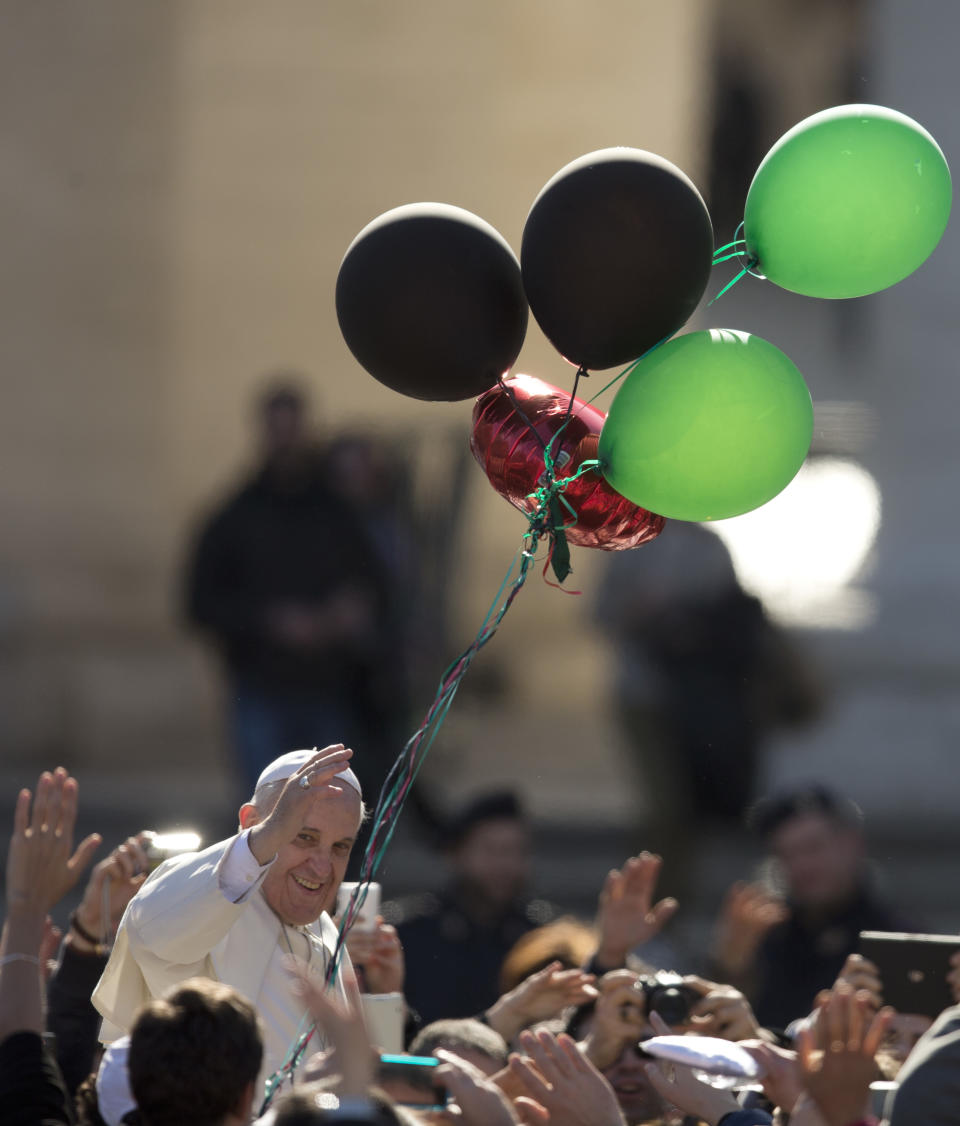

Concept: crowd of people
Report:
left=3, top=751, right=960, bottom=1126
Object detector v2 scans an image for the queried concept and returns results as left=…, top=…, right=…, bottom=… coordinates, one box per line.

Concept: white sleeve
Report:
left=218, top=828, right=274, bottom=903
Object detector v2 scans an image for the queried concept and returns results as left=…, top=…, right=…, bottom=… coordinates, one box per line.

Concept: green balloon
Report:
left=598, top=330, right=813, bottom=522
left=744, top=104, right=952, bottom=299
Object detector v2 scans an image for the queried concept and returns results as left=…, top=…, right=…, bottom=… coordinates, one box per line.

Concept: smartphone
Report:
left=377, top=1054, right=448, bottom=1110
left=859, top=930, right=960, bottom=1018
left=335, top=881, right=381, bottom=934
left=361, top=992, right=406, bottom=1054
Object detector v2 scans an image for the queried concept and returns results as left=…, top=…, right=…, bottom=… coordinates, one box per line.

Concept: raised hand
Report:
left=247, top=744, right=354, bottom=864
left=740, top=1039, right=804, bottom=1115
left=2, top=768, right=99, bottom=1042
left=595, top=853, right=678, bottom=969
left=435, top=1049, right=521, bottom=1126
left=286, top=956, right=374, bottom=1097
left=345, top=917, right=405, bottom=995
left=642, top=1010, right=742, bottom=1125
left=580, top=970, right=647, bottom=1071
left=72, top=832, right=152, bottom=947
left=712, top=881, right=788, bottom=978
left=485, top=960, right=598, bottom=1043
left=6, top=768, right=101, bottom=919
left=795, top=984, right=893, bottom=1126
left=683, top=975, right=763, bottom=1041
left=509, top=1028, right=626, bottom=1126
left=832, top=953, right=884, bottom=1010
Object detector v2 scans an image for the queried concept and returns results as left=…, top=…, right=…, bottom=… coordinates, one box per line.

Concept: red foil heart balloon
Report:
left=471, top=373, right=665, bottom=550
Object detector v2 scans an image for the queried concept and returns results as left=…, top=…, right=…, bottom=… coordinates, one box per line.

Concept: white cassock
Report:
left=92, top=830, right=352, bottom=1099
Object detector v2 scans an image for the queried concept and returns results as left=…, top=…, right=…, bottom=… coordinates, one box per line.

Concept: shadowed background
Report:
left=1, top=0, right=958, bottom=945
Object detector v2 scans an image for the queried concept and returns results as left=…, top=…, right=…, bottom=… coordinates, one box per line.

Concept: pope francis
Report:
left=92, top=744, right=363, bottom=1095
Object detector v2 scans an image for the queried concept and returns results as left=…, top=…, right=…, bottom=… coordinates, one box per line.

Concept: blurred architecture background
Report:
left=0, top=0, right=957, bottom=944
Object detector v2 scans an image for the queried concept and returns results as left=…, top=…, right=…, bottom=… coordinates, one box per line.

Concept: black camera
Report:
left=640, top=972, right=700, bottom=1026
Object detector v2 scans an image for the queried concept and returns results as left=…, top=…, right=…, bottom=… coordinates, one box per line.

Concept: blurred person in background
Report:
left=710, top=784, right=911, bottom=1031
left=595, top=523, right=821, bottom=900
left=321, top=432, right=424, bottom=823
left=184, top=378, right=392, bottom=796
left=384, top=791, right=554, bottom=1025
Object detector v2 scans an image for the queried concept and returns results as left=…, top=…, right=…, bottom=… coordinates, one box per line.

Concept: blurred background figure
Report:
left=385, top=790, right=555, bottom=1026
left=1, top=0, right=958, bottom=987
left=710, top=784, right=912, bottom=1030
left=183, top=379, right=392, bottom=796
left=595, top=522, right=821, bottom=898
left=321, top=433, right=416, bottom=807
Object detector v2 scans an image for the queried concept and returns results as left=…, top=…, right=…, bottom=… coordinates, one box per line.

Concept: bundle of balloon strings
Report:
left=257, top=395, right=603, bottom=1114
left=258, top=268, right=742, bottom=1112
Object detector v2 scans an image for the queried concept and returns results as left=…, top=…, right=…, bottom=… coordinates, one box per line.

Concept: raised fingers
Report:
left=862, top=1006, right=895, bottom=1058
left=521, top=1028, right=574, bottom=1082
left=125, top=835, right=152, bottom=875
left=31, top=771, right=54, bottom=832
left=56, top=773, right=80, bottom=841
left=13, top=788, right=31, bottom=838
left=293, top=746, right=355, bottom=791
left=845, top=989, right=864, bottom=1051
left=294, top=745, right=351, bottom=775
left=508, top=1053, right=551, bottom=1101
left=555, top=1032, right=592, bottom=1073
left=69, top=832, right=103, bottom=878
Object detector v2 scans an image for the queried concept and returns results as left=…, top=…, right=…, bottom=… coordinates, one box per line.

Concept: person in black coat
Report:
left=711, top=786, right=911, bottom=1032
left=385, top=792, right=555, bottom=1027
left=183, top=380, right=394, bottom=795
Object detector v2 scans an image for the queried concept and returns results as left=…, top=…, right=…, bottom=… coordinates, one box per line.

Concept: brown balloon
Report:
left=471, top=374, right=665, bottom=550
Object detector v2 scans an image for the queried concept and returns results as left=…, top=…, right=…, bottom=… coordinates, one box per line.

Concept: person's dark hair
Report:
left=442, top=790, right=525, bottom=850
left=746, top=785, right=864, bottom=840
left=272, top=1085, right=409, bottom=1125
left=128, top=978, right=263, bottom=1126
left=409, top=1018, right=509, bottom=1070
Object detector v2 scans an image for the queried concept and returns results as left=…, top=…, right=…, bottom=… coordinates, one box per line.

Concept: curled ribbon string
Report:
left=260, top=224, right=760, bottom=1111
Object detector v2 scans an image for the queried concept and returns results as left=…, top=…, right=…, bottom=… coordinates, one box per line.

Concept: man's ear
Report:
left=239, top=803, right=261, bottom=831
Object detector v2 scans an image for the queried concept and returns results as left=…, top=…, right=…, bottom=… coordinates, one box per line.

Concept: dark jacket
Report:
left=888, top=1003, right=960, bottom=1125
left=46, top=942, right=110, bottom=1097
left=185, top=460, right=389, bottom=697
left=751, top=884, right=909, bottom=1030
left=387, top=885, right=555, bottom=1026
left=0, top=1032, right=74, bottom=1126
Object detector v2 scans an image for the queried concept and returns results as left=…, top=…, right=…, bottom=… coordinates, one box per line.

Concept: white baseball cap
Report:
left=255, top=748, right=362, bottom=796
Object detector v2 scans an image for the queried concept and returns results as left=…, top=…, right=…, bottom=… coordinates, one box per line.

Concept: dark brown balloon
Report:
left=521, top=148, right=714, bottom=371
left=336, top=203, right=528, bottom=402
left=471, top=374, right=665, bottom=550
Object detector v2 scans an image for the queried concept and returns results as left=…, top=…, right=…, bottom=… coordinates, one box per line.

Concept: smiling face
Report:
left=249, top=786, right=363, bottom=927
left=601, top=1043, right=665, bottom=1126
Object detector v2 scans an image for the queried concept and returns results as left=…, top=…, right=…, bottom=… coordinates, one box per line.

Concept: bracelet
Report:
left=69, top=910, right=111, bottom=955
left=0, top=953, right=41, bottom=967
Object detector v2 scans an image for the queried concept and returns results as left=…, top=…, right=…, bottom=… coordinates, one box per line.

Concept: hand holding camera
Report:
left=582, top=970, right=649, bottom=1070
left=681, top=975, right=763, bottom=1042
